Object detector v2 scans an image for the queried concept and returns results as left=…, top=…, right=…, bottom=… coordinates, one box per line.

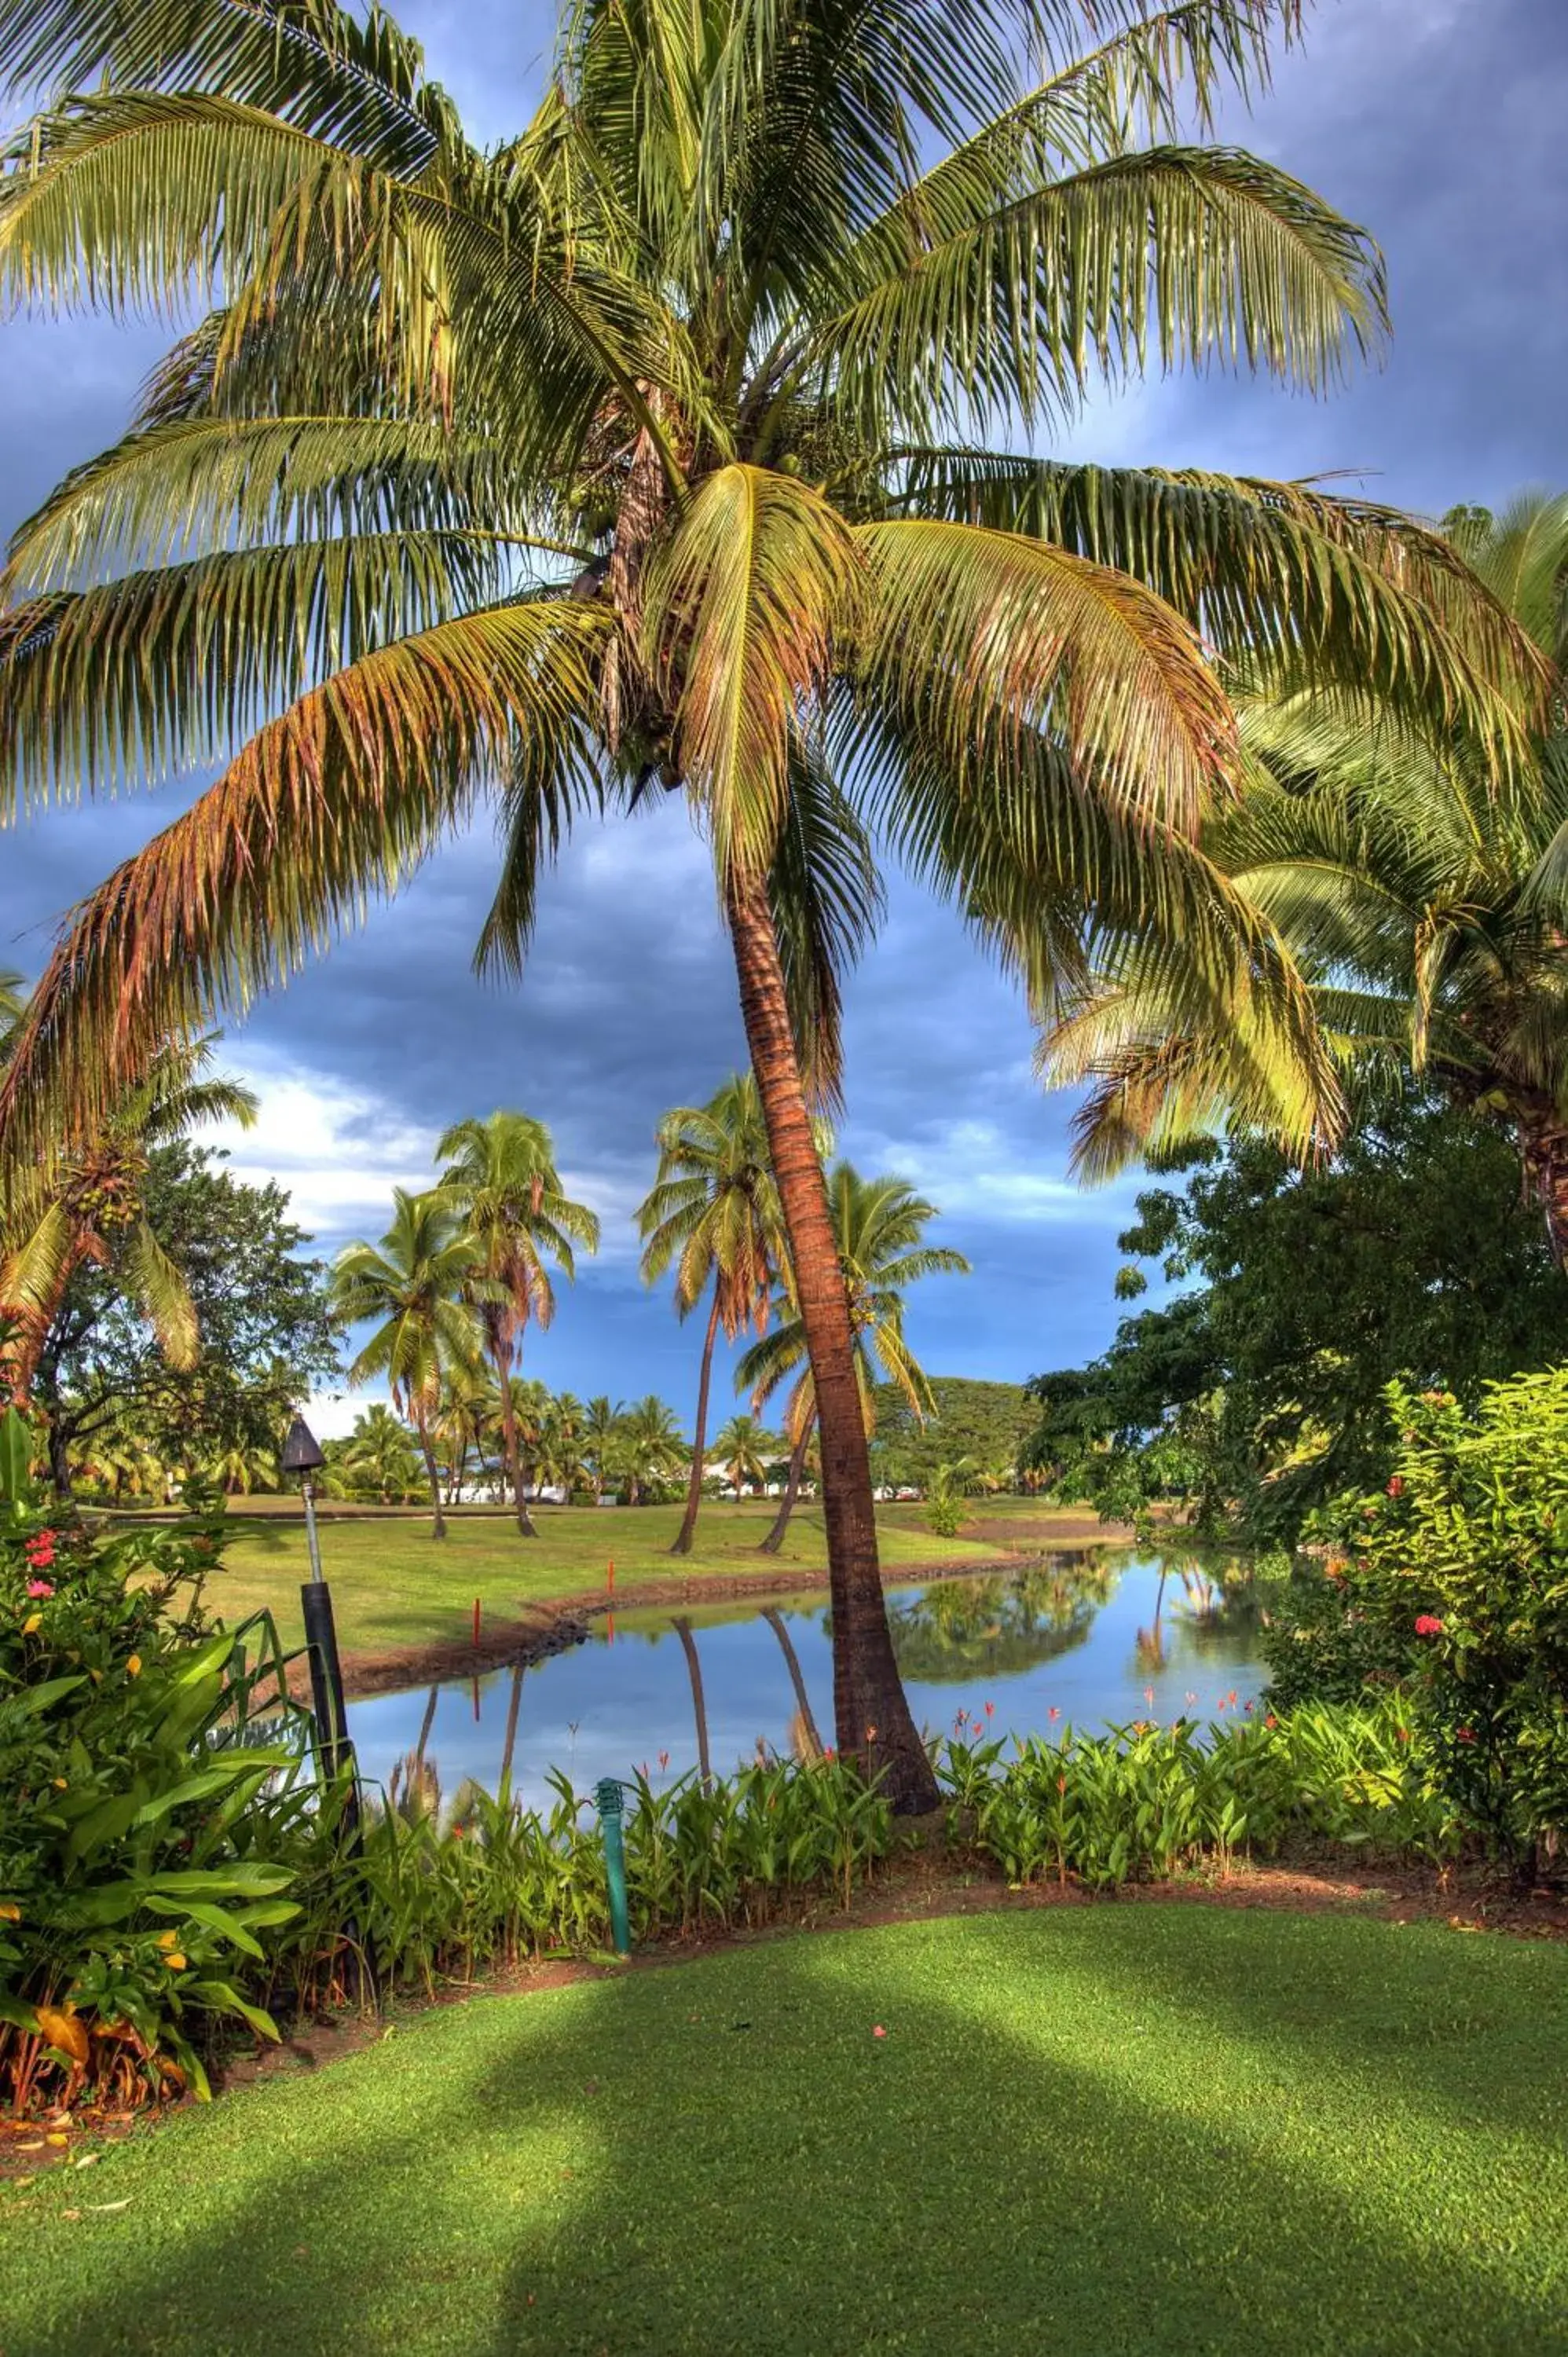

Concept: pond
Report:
left=345, top=1548, right=1267, bottom=1815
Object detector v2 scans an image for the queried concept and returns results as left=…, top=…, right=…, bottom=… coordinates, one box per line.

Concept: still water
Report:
left=346, top=1549, right=1266, bottom=1813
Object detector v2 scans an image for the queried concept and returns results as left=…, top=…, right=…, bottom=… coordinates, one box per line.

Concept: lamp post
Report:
left=281, top=1415, right=354, bottom=1799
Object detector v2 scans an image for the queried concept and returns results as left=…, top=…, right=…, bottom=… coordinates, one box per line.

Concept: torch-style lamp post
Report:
left=281, top=1415, right=354, bottom=1798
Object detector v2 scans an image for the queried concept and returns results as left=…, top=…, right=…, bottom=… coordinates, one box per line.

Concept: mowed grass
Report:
left=204, top=1498, right=1032, bottom=1660
left=5, top=1908, right=1567, bottom=2356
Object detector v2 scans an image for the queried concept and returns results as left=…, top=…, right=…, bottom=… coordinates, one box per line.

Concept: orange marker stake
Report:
left=473, top=1596, right=482, bottom=1647
left=607, top=1559, right=615, bottom=1596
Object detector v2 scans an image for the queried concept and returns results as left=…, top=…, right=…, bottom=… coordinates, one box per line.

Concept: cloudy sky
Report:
left=2, top=0, right=1565, bottom=1434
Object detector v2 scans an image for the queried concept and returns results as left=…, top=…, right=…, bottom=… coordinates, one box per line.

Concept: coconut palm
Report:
left=712, top=1410, right=779, bottom=1498
left=612, top=1395, right=685, bottom=1506
left=203, top=1436, right=279, bottom=1496
left=330, top=1189, right=489, bottom=1536
left=537, top=1391, right=588, bottom=1499
left=581, top=1394, right=625, bottom=1505
left=434, top=1358, right=496, bottom=1504
left=1039, top=495, right=1568, bottom=1246
left=638, top=1075, right=786, bottom=1553
left=435, top=1110, right=600, bottom=1533
left=0, top=1028, right=257, bottom=1408
left=0, top=2, right=1537, bottom=1803
left=330, top=1401, right=423, bottom=1502
left=740, top=1167, right=969, bottom=1549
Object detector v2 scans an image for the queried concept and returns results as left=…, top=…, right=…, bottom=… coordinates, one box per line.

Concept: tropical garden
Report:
left=1, top=1, right=1566, bottom=2349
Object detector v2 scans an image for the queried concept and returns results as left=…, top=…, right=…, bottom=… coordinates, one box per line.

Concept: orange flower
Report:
left=126, top=1655, right=142, bottom=1677
left=162, top=1952, right=187, bottom=1972
left=0, top=1903, right=20, bottom=1923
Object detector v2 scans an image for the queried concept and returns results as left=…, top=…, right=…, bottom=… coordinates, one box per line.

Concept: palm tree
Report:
left=0, top=2, right=1535, bottom=1805
left=331, top=1402, right=423, bottom=1503
left=203, top=1437, right=279, bottom=1496
left=711, top=1411, right=778, bottom=1499
left=537, top=1391, right=588, bottom=1499
left=434, top=1358, right=496, bottom=1505
left=330, top=1189, right=489, bottom=1536
left=1040, top=495, right=1568, bottom=1243
left=0, top=1028, right=257, bottom=1410
left=435, top=1111, right=600, bottom=1534
left=741, top=1168, right=970, bottom=1550
left=613, top=1395, right=686, bottom=1507
left=581, top=1394, right=624, bottom=1505
left=638, top=1075, right=786, bottom=1553
left=506, top=1377, right=555, bottom=1508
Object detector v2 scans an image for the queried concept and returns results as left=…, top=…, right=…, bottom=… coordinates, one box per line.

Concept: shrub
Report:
left=1268, top=1372, right=1568, bottom=1873
left=0, top=1409, right=301, bottom=2109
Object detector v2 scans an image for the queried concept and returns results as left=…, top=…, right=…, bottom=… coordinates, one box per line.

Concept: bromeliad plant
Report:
left=0, top=1409, right=299, bottom=2109
left=0, top=0, right=1544, bottom=1812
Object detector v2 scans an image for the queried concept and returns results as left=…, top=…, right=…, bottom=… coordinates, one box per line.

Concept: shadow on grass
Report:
left=8, top=1910, right=1567, bottom=2357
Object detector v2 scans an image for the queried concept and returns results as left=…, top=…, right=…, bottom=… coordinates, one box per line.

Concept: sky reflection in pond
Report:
left=346, top=1549, right=1265, bottom=1815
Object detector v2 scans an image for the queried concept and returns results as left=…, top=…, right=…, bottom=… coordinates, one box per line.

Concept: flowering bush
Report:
left=1267, top=1373, right=1568, bottom=1875
left=0, top=1409, right=299, bottom=2110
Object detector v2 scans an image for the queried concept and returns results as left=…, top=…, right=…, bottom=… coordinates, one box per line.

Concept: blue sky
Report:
left=2, top=0, right=1565, bottom=1435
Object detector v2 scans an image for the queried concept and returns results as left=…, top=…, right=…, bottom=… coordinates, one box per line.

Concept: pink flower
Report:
left=658, top=1750, right=669, bottom=1772
left=984, top=1700, right=995, bottom=1717
left=25, top=1579, right=53, bottom=1599
left=1047, top=1706, right=1061, bottom=1722
left=1414, top=1615, right=1445, bottom=1637
left=872, top=2025, right=886, bottom=2039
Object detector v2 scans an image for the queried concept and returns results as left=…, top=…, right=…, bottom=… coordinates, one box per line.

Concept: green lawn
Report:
left=5, top=1908, right=1566, bottom=2355
left=206, top=1499, right=1050, bottom=1660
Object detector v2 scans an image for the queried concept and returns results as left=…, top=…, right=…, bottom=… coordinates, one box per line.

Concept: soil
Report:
left=5, top=1842, right=1563, bottom=2179
left=296, top=1530, right=1134, bottom=1704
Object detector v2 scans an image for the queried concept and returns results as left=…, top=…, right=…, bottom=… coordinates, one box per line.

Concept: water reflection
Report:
left=345, top=1550, right=1266, bottom=1815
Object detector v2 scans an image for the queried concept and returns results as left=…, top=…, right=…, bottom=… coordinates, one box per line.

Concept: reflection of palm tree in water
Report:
left=1174, top=1565, right=1262, bottom=1655
left=762, top=1607, right=824, bottom=1758
left=1134, top=1568, right=1169, bottom=1677
left=672, top=1617, right=713, bottom=1789
left=885, top=1558, right=1116, bottom=1684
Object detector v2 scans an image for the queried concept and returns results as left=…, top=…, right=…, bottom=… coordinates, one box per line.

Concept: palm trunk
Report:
left=415, top=1412, right=447, bottom=1539
left=726, top=867, right=937, bottom=1812
left=493, top=1333, right=537, bottom=1537
left=761, top=1605, right=823, bottom=1756
left=672, top=1615, right=713, bottom=1790
left=497, top=1660, right=525, bottom=1805
left=1517, top=1104, right=1568, bottom=1267
left=415, top=1683, right=440, bottom=1767
left=759, top=1413, right=814, bottom=1554
left=672, top=1287, right=723, bottom=1556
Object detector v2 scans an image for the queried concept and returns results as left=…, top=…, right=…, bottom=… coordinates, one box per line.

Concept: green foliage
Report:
left=1029, top=1095, right=1563, bottom=1542
left=0, top=1474, right=300, bottom=2107
left=870, top=1376, right=1036, bottom=1494
left=35, top=1141, right=339, bottom=1496
left=924, top=1494, right=964, bottom=1538
left=942, top=1696, right=1449, bottom=1890
left=1272, top=1371, right=1568, bottom=1870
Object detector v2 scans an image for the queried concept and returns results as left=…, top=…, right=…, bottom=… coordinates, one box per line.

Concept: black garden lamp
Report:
left=281, top=1412, right=354, bottom=1800
left=281, top=1414, right=327, bottom=1582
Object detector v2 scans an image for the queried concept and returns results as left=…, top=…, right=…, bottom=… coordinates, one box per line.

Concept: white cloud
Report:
left=208, top=1049, right=441, bottom=1244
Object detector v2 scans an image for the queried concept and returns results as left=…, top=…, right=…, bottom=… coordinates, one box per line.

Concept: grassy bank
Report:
left=203, top=1499, right=1098, bottom=1661
left=5, top=1907, right=1566, bottom=2355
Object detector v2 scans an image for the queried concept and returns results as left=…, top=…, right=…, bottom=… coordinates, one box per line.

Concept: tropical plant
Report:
left=740, top=1166, right=969, bottom=1550
left=435, top=1110, right=599, bottom=1533
left=711, top=1412, right=779, bottom=1499
left=432, top=1358, right=496, bottom=1504
left=0, top=1032, right=257, bottom=1411
left=325, top=1402, right=423, bottom=1503
left=328, top=1190, right=489, bottom=1536
left=1039, top=495, right=1568, bottom=1219
left=581, top=1395, right=625, bottom=1505
left=638, top=1075, right=786, bottom=1553
left=0, top=0, right=1537, bottom=1804
left=201, top=1437, right=279, bottom=1496
left=611, top=1395, right=686, bottom=1506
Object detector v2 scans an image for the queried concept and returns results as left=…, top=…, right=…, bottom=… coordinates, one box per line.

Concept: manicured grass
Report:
left=204, top=1499, right=1033, bottom=1659
left=5, top=1908, right=1567, bottom=2355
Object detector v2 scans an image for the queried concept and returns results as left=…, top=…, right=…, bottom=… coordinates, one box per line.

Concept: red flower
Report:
left=984, top=1700, right=995, bottom=1717
left=1264, top=1714, right=1278, bottom=1730
left=1387, top=1476, right=1405, bottom=1498
left=1047, top=1706, right=1061, bottom=1722
left=872, top=2025, right=886, bottom=2039
left=1414, top=1615, right=1445, bottom=1637
left=1396, top=1728, right=1411, bottom=1743
left=1456, top=1727, right=1476, bottom=1744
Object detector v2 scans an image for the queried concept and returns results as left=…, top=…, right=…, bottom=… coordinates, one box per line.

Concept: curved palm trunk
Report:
left=414, top=1682, right=440, bottom=1768
left=759, top=1413, right=815, bottom=1555
left=726, top=868, right=937, bottom=1813
left=497, top=1659, right=525, bottom=1805
left=414, top=1411, right=447, bottom=1539
left=493, top=1330, right=537, bottom=1538
left=672, top=1614, right=713, bottom=1790
left=761, top=1604, right=823, bottom=1757
left=672, top=1287, right=723, bottom=1556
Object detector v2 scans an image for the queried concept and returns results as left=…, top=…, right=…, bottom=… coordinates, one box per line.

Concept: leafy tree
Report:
left=740, top=1167, right=968, bottom=1550
left=2, top=1035, right=258, bottom=1415
left=29, top=1140, right=338, bottom=1499
left=581, top=1394, right=625, bottom=1506
left=330, top=1189, right=489, bottom=1537
left=0, top=2, right=1530, bottom=1804
left=870, top=1376, right=1039, bottom=1496
left=638, top=1075, right=784, bottom=1554
left=435, top=1110, right=599, bottom=1534
left=610, top=1396, right=686, bottom=1506
left=1028, top=1094, right=1564, bottom=1543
